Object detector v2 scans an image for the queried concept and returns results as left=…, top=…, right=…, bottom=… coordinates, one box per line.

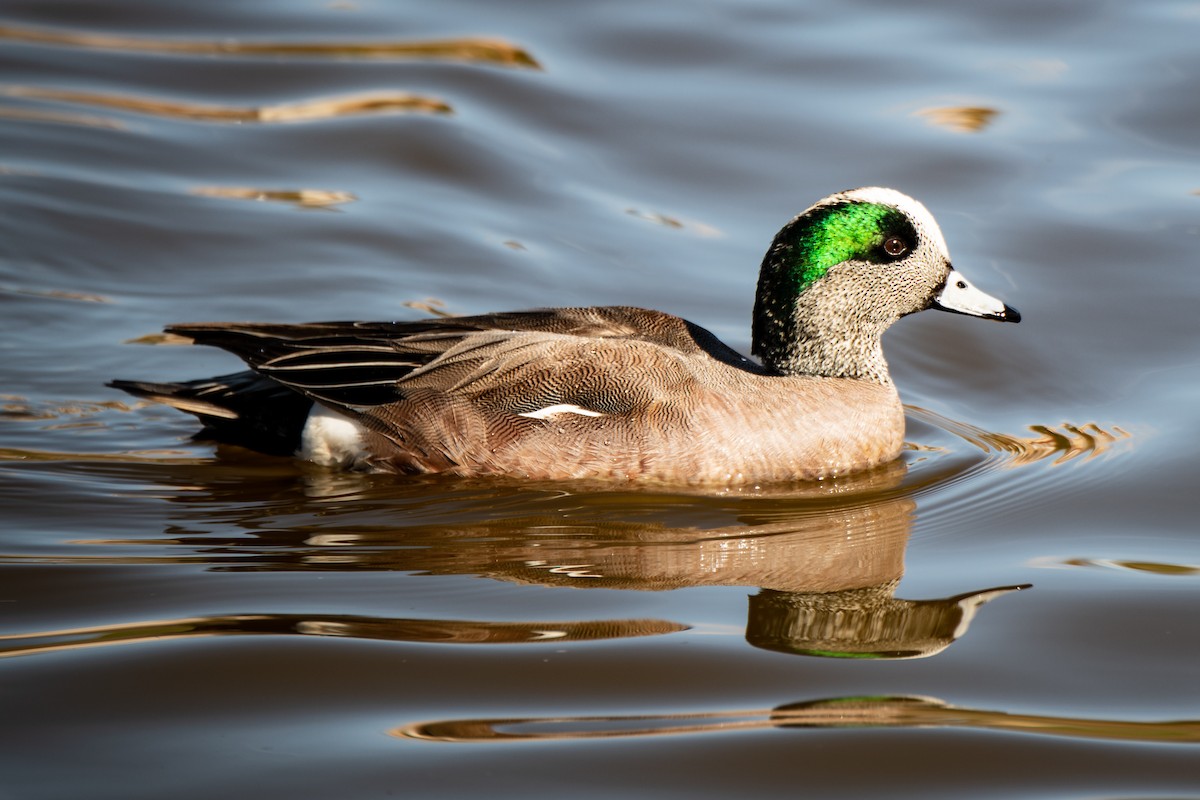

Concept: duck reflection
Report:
left=299, top=459, right=1025, bottom=660
left=51, top=454, right=1027, bottom=661
left=747, top=583, right=1024, bottom=660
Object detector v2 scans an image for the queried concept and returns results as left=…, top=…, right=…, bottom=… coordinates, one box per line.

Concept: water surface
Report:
left=2, top=1, right=1199, bottom=797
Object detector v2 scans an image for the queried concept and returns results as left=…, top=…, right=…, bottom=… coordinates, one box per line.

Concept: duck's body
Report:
left=112, top=188, right=1018, bottom=485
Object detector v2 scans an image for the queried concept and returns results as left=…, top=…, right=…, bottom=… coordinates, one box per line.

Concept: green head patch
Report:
left=778, top=201, right=915, bottom=294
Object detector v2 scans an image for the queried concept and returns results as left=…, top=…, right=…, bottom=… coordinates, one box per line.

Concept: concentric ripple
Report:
left=899, top=405, right=1134, bottom=533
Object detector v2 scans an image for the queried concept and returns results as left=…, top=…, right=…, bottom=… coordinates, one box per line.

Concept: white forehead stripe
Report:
left=835, top=186, right=951, bottom=261
left=518, top=404, right=606, bottom=420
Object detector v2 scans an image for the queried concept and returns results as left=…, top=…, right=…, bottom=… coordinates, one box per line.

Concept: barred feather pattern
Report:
left=149, top=306, right=904, bottom=482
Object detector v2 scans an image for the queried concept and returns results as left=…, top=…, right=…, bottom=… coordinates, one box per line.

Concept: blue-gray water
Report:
left=2, top=1, right=1199, bottom=797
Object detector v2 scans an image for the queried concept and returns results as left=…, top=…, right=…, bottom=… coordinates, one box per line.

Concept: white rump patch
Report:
left=299, top=404, right=368, bottom=467
left=517, top=404, right=606, bottom=420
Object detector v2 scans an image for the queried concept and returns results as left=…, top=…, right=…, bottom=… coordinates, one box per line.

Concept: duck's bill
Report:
left=932, top=269, right=1021, bottom=323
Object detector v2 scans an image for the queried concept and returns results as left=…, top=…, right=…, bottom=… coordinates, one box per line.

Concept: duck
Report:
left=110, top=187, right=1019, bottom=484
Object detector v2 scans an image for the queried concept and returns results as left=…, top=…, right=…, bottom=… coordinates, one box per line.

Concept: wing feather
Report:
left=165, top=307, right=754, bottom=416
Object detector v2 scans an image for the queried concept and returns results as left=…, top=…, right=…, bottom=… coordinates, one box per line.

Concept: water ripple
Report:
left=4, top=86, right=452, bottom=124
left=898, top=407, right=1135, bottom=538
left=192, top=186, right=357, bottom=209
left=1033, top=556, right=1200, bottom=577
left=396, top=694, right=1200, bottom=745
left=0, top=284, right=112, bottom=303
left=0, top=613, right=687, bottom=659
left=0, top=102, right=124, bottom=129
left=912, top=104, right=1001, bottom=133
left=904, top=406, right=1133, bottom=500
left=907, top=405, right=1133, bottom=469
left=0, top=22, right=541, bottom=68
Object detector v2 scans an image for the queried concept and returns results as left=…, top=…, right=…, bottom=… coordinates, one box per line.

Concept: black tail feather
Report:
left=109, top=371, right=313, bottom=456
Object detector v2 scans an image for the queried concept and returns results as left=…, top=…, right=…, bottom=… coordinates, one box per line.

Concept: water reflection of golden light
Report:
left=626, top=208, right=723, bottom=237
left=0, top=613, right=687, bottom=659
left=913, top=105, right=1000, bottom=133
left=4, top=86, right=452, bottom=123
left=908, top=406, right=1132, bottom=467
left=1043, top=557, right=1199, bottom=577
left=0, top=447, right=202, bottom=464
left=0, top=283, right=112, bottom=302
left=1011, top=423, right=1132, bottom=465
left=0, top=103, right=124, bottom=129
left=395, top=694, right=1200, bottom=744
left=123, top=332, right=201, bottom=346
left=0, top=23, right=541, bottom=68
left=402, top=299, right=455, bottom=317
left=0, top=397, right=131, bottom=424
left=192, top=186, right=357, bottom=209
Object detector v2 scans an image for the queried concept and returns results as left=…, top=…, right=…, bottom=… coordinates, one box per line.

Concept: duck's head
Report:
left=752, top=187, right=1020, bottom=382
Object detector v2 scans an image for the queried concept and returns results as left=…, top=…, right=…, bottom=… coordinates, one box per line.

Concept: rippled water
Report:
left=3, top=1, right=1199, bottom=797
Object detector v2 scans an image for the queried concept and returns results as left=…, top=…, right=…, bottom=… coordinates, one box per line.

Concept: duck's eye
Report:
left=883, top=236, right=908, bottom=258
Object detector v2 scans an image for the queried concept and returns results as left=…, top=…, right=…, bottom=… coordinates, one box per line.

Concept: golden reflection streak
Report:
left=192, top=186, right=357, bottom=209
left=2, top=286, right=112, bottom=302
left=625, top=208, right=723, bottom=238
left=395, top=695, right=1200, bottom=745
left=912, top=105, right=1000, bottom=133
left=123, top=332, right=202, bottom=345
left=0, top=447, right=204, bottom=464
left=0, top=397, right=138, bottom=424
left=402, top=298, right=455, bottom=318
left=0, top=102, right=123, bottom=129
left=1056, top=557, right=1199, bottom=577
left=0, top=23, right=541, bottom=68
left=0, top=613, right=688, bottom=659
left=4, top=86, right=452, bottom=123
left=907, top=406, right=1132, bottom=467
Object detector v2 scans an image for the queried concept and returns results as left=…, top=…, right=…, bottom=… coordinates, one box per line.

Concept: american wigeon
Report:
left=111, top=187, right=1019, bottom=484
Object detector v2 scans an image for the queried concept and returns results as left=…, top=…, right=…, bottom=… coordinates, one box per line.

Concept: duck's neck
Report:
left=752, top=267, right=893, bottom=384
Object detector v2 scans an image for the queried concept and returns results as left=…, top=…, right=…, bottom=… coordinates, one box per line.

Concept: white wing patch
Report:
left=517, top=403, right=606, bottom=420
left=299, top=404, right=369, bottom=467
